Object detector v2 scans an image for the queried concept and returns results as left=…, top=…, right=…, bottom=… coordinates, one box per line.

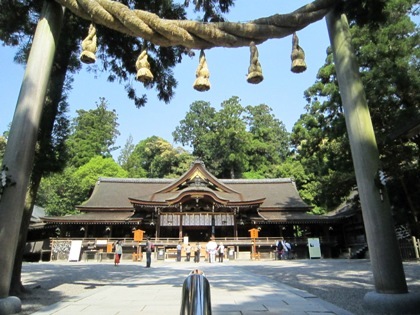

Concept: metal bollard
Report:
left=180, top=269, right=212, bottom=315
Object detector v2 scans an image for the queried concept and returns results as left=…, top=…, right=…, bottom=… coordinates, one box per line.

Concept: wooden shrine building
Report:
left=38, top=160, right=350, bottom=259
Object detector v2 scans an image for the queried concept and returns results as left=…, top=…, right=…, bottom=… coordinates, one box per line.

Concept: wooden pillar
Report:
left=326, top=8, right=420, bottom=313
left=0, top=0, right=64, bottom=300
left=156, top=209, right=161, bottom=239
left=179, top=212, right=184, bottom=240
left=211, top=204, right=215, bottom=236
left=233, top=208, right=238, bottom=240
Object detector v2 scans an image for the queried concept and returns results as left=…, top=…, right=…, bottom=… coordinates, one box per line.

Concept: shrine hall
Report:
left=36, top=160, right=352, bottom=260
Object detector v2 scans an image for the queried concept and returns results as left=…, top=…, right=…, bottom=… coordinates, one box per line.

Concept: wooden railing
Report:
left=49, top=236, right=340, bottom=249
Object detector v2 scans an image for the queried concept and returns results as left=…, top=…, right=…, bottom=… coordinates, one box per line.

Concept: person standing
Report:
left=194, top=243, right=201, bottom=263
left=217, top=242, right=225, bottom=262
left=283, top=240, right=291, bottom=259
left=206, top=237, right=217, bottom=263
left=276, top=239, right=284, bottom=260
left=279, top=238, right=289, bottom=260
left=145, top=237, right=153, bottom=267
left=176, top=241, right=182, bottom=262
left=185, top=243, right=192, bottom=262
left=114, top=240, right=123, bottom=266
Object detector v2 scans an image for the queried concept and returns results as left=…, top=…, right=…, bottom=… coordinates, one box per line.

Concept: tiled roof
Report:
left=46, top=161, right=324, bottom=224
left=78, top=178, right=311, bottom=211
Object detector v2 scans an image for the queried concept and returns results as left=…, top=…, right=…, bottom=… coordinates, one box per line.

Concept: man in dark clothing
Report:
left=276, top=239, right=284, bottom=260
left=145, top=237, right=153, bottom=267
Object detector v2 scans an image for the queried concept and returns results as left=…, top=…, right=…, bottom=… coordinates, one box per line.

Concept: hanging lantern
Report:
left=135, top=50, right=154, bottom=83
left=193, top=50, right=211, bottom=92
left=80, top=24, right=97, bottom=64
left=291, top=32, right=307, bottom=73
left=247, top=41, right=264, bottom=84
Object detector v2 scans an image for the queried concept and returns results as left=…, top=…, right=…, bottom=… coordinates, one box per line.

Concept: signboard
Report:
left=307, top=237, right=321, bottom=259
left=133, top=229, right=145, bottom=241
left=68, top=240, right=82, bottom=262
left=248, top=228, right=259, bottom=239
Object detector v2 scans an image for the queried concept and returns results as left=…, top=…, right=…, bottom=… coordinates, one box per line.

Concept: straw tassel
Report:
left=80, top=24, right=97, bottom=64
left=193, top=50, right=211, bottom=92
left=135, top=50, right=154, bottom=83
left=247, top=41, right=264, bottom=84
left=291, top=32, right=307, bottom=73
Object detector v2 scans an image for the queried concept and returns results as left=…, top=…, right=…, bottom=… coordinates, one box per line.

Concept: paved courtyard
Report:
left=19, top=259, right=420, bottom=315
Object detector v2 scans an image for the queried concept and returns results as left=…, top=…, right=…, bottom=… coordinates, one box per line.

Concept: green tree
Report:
left=124, top=136, right=193, bottom=178
left=212, top=97, right=251, bottom=178
left=37, top=167, right=84, bottom=216
left=118, top=134, right=135, bottom=167
left=291, top=0, right=419, bottom=215
left=172, top=100, right=217, bottom=161
left=172, top=96, right=290, bottom=178
left=67, top=98, right=120, bottom=168
left=38, top=157, right=127, bottom=216
left=174, top=97, right=292, bottom=178
left=244, top=104, right=290, bottom=178
left=73, top=156, right=128, bottom=194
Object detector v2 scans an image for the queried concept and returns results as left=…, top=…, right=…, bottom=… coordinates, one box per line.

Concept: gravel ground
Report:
left=18, top=259, right=420, bottom=315
left=237, top=259, right=420, bottom=315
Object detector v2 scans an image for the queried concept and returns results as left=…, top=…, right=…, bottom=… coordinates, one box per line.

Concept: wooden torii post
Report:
left=326, top=8, right=420, bottom=313
left=0, top=1, right=64, bottom=311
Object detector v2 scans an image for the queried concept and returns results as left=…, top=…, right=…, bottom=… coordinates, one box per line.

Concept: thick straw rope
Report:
left=54, top=0, right=335, bottom=49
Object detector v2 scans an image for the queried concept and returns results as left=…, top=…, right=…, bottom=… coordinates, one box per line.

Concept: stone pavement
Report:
left=30, top=260, right=353, bottom=315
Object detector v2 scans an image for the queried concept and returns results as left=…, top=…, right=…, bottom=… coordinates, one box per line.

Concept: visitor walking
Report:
left=185, top=243, right=192, bottom=262
left=194, top=243, right=201, bottom=263
left=114, top=240, right=123, bottom=266
left=282, top=240, right=292, bottom=259
left=145, top=237, right=153, bottom=268
left=176, top=241, right=182, bottom=262
left=206, top=237, right=217, bottom=263
left=276, top=239, right=284, bottom=260
left=217, top=242, right=225, bottom=262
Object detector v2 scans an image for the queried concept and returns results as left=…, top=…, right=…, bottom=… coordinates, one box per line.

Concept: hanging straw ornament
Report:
left=135, top=50, right=154, bottom=83
left=193, top=50, right=211, bottom=92
left=291, top=32, right=307, bottom=73
left=247, top=41, right=264, bottom=84
left=80, top=24, right=97, bottom=64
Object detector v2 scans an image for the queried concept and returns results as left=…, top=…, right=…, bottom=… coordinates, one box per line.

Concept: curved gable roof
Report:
left=77, top=161, right=310, bottom=212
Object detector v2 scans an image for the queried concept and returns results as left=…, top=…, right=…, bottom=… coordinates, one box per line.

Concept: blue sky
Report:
left=0, top=1, right=330, bottom=160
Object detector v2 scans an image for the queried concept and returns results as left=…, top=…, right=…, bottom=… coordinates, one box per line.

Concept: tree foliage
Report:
left=118, top=134, right=135, bottom=167
left=66, top=98, right=120, bottom=168
left=291, top=0, right=419, bottom=214
left=123, top=136, right=194, bottom=178
left=173, top=96, right=291, bottom=178
left=37, top=166, right=84, bottom=216
left=38, top=157, right=127, bottom=215
left=244, top=104, right=290, bottom=178
left=73, top=156, right=128, bottom=193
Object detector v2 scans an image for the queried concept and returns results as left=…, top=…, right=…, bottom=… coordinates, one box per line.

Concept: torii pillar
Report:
left=0, top=1, right=64, bottom=313
left=326, top=8, right=420, bottom=314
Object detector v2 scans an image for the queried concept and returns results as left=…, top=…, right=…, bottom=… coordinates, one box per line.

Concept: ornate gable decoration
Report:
left=156, top=160, right=238, bottom=195
left=128, top=161, right=263, bottom=209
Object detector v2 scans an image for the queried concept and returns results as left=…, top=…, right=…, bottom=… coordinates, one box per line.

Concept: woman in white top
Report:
left=206, top=239, right=217, bottom=263
left=114, top=241, right=123, bottom=266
